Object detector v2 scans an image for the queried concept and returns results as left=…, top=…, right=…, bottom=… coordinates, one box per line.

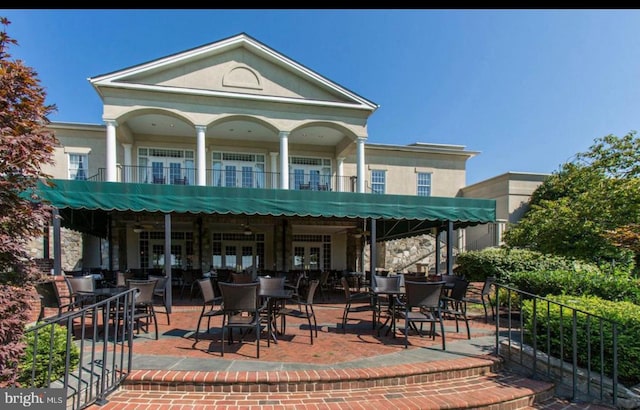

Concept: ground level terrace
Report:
left=31, top=179, right=496, bottom=313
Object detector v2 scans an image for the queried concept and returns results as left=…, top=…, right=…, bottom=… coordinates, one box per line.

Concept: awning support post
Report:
left=446, top=220, right=454, bottom=275
left=164, top=213, right=172, bottom=313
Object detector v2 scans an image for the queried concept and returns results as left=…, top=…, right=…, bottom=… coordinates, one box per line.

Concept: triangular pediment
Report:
left=90, top=33, right=377, bottom=110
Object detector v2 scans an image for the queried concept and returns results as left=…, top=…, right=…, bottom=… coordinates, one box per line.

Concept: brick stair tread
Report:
left=92, top=372, right=556, bottom=409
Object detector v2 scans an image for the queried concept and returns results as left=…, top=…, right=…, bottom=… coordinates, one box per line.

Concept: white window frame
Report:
left=68, top=153, right=89, bottom=180
left=371, top=169, right=386, bottom=194
left=417, top=172, right=432, bottom=196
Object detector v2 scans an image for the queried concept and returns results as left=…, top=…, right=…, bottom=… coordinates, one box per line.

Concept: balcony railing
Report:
left=92, top=166, right=359, bottom=192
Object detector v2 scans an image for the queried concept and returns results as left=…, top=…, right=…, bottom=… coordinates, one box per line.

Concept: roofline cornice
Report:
left=366, top=142, right=480, bottom=158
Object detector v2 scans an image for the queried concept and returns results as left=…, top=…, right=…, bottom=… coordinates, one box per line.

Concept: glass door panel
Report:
left=292, top=245, right=322, bottom=271
left=224, top=245, right=237, bottom=270
left=152, top=162, right=165, bottom=184
left=225, top=166, right=237, bottom=187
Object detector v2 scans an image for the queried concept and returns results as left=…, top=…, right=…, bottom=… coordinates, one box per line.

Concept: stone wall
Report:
left=27, top=227, right=83, bottom=272
left=363, top=234, right=454, bottom=273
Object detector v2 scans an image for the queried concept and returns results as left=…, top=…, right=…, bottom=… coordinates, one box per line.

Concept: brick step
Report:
left=87, top=356, right=566, bottom=409
left=95, top=371, right=555, bottom=409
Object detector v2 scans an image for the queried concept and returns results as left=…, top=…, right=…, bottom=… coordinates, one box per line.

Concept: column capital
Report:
left=279, top=131, right=290, bottom=138
left=104, top=119, right=118, bottom=127
left=356, top=136, right=367, bottom=143
left=195, top=125, right=207, bottom=133
left=269, top=152, right=279, bottom=157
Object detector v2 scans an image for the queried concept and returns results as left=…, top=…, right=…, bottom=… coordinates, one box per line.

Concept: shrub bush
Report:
left=18, top=323, right=79, bottom=387
left=509, top=270, right=640, bottom=305
left=522, top=294, right=640, bottom=387
left=455, top=248, right=590, bottom=282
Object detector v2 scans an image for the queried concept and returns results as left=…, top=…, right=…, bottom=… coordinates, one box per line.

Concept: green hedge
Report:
left=18, top=323, right=80, bottom=388
left=509, top=270, right=640, bottom=305
left=455, top=248, right=591, bottom=282
left=522, top=294, right=640, bottom=386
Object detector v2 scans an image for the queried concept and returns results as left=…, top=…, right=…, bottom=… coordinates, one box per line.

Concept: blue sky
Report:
left=2, top=9, right=639, bottom=186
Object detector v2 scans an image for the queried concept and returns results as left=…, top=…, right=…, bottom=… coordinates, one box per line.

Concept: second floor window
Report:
left=417, top=172, right=432, bottom=196
left=69, top=153, right=88, bottom=180
left=371, top=170, right=386, bottom=194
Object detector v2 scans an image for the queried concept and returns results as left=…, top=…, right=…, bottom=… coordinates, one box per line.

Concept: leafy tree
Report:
left=0, top=17, right=58, bottom=387
left=504, top=132, right=640, bottom=271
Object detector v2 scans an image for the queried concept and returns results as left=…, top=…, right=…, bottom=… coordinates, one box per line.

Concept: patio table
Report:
left=259, top=288, right=293, bottom=345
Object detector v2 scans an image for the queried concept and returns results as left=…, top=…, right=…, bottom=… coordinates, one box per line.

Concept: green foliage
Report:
left=504, top=132, right=640, bottom=269
left=522, top=295, right=640, bottom=386
left=0, top=18, right=58, bottom=387
left=455, top=248, right=585, bottom=282
left=509, top=269, right=640, bottom=305
left=17, top=323, right=79, bottom=388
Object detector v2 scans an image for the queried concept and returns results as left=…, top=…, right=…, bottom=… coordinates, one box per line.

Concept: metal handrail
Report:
left=23, top=287, right=137, bottom=410
left=494, top=283, right=620, bottom=407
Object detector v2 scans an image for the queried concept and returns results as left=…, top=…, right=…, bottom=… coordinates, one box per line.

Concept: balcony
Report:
left=91, top=166, right=360, bottom=192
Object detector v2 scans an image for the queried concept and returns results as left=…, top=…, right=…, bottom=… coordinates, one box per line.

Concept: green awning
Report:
left=33, top=179, right=495, bottom=239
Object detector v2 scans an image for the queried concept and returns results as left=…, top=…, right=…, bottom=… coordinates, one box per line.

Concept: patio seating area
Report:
left=30, top=279, right=611, bottom=409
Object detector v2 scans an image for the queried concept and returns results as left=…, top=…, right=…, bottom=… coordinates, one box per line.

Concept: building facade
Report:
left=33, top=33, right=498, bottom=279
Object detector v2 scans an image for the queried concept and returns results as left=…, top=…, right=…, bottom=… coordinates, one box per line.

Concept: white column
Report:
left=105, top=120, right=118, bottom=182
left=337, top=157, right=345, bottom=192
left=122, top=143, right=132, bottom=183
left=195, top=125, right=206, bottom=186
left=279, top=131, right=290, bottom=190
left=356, top=137, right=366, bottom=193
left=270, top=152, right=278, bottom=189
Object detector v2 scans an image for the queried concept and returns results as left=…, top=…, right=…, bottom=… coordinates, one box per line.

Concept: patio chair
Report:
left=284, top=272, right=305, bottom=308
left=193, top=278, right=224, bottom=345
left=180, top=269, right=198, bottom=299
left=148, top=274, right=171, bottom=325
left=440, top=277, right=471, bottom=340
left=462, top=276, right=496, bottom=322
left=258, top=276, right=286, bottom=330
left=280, top=279, right=319, bottom=345
left=340, top=276, right=376, bottom=333
left=231, top=272, right=253, bottom=284
left=127, top=279, right=159, bottom=340
left=66, top=275, right=97, bottom=308
left=34, top=280, right=75, bottom=321
left=397, top=280, right=446, bottom=350
left=318, top=270, right=331, bottom=300
left=116, top=271, right=133, bottom=287
left=219, top=282, right=263, bottom=358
